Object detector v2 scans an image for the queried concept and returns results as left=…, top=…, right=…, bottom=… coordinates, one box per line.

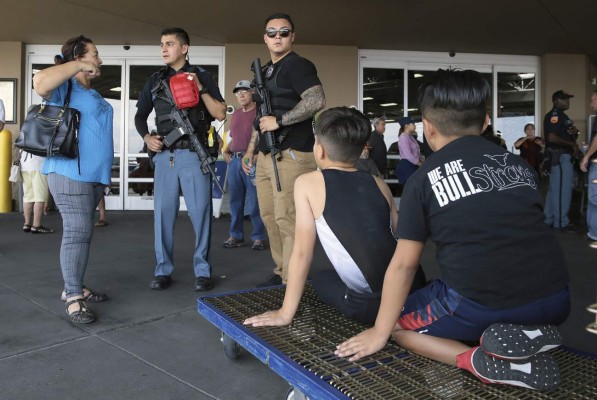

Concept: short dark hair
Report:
left=314, top=107, right=371, bottom=164
left=524, top=123, right=534, bottom=132
left=56, top=35, right=93, bottom=65
left=161, top=27, right=190, bottom=46
left=419, top=69, right=490, bottom=136
left=264, top=13, right=295, bottom=31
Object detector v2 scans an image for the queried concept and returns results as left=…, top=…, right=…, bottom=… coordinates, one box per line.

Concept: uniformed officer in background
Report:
left=135, top=27, right=226, bottom=291
left=543, top=90, right=580, bottom=232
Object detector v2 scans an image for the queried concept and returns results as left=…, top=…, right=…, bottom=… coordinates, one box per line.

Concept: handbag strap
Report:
left=63, top=79, right=74, bottom=109
left=40, top=79, right=73, bottom=116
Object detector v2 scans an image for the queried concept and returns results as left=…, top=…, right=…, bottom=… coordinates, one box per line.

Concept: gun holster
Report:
left=162, top=127, right=186, bottom=148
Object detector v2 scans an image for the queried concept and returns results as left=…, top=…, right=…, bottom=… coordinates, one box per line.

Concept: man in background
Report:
left=580, top=90, right=597, bottom=248
left=544, top=90, right=580, bottom=232
left=0, top=99, right=5, bottom=131
left=368, top=116, right=387, bottom=176
left=222, top=80, right=266, bottom=251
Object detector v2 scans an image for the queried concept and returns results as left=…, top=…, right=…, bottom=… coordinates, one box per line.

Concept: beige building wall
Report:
left=0, top=42, right=24, bottom=139
left=541, top=54, right=594, bottom=141
left=224, top=43, right=358, bottom=120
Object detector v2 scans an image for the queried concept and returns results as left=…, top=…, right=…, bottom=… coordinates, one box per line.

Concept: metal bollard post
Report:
left=0, top=129, right=13, bottom=212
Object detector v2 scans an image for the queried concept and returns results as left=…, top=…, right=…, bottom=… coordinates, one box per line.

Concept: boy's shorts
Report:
left=22, top=171, right=49, bottom=203
left=398, top=279, right=570, bottom=341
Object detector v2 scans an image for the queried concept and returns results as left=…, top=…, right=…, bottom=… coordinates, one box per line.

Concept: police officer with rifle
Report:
left=135, top=27, right=226, bottom=292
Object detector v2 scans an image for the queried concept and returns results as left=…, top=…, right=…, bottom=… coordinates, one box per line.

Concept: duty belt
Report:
left=167, top=139, right=194, bottom=151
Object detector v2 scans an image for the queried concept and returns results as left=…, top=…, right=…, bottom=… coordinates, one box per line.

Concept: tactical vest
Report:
left=265, top=53, right=301, bottom=119
left=152, top=66, right=212, bottom=148
left=256, top=52, right=318, bottom=153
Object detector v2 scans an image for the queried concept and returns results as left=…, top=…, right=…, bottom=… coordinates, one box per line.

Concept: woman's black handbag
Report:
left=15, top=80, right=80, bottom=159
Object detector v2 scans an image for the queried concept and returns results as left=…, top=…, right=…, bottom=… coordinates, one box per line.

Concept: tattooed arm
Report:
left=258, top=85, right=326, bottom=133
left=281, top=85, right=326, bottom=126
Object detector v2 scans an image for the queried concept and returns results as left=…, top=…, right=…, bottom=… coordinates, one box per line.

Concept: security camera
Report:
left=226, top=105, right=235, bottom=115
left=123, top=45, right=131, bottom=51
left=449, top=51, right=455, bottom=57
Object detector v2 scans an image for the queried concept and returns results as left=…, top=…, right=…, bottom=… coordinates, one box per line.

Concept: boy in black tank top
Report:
left=244, top=107, right=425, bottom=327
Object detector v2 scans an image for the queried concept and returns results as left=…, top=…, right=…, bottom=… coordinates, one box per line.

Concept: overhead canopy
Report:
left=2, top=0, right=596, bottom=65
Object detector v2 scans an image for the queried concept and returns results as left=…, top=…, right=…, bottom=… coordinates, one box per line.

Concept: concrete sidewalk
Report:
left=0, top=210, right=595, bottom=399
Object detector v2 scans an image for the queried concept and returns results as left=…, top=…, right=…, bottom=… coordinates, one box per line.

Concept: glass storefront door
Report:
left=124, top=61, right=163, bottom=210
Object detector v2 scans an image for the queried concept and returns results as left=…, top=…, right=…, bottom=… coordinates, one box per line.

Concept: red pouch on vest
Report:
left=169, top=73, right=200, bottom=109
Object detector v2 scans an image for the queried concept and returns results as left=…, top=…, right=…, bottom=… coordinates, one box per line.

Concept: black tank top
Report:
left=320, top=169, right=396, bottom=293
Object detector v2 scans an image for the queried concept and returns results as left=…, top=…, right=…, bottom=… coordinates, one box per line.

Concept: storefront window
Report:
left=362, top=68, right=404, bottom=123
left=496, top=72, right=535, bottom=152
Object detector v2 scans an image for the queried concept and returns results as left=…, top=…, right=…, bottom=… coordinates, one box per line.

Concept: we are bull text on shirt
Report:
left=397, top=135, right=568, bottom=309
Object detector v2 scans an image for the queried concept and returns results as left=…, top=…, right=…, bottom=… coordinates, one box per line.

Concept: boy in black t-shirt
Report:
left=336, top=70, right=570, bottom=391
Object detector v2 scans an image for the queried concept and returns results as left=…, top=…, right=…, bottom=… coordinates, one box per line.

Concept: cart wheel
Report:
left=286, top=386, right=308, bottom=400
left=221, top=332, right=241, bottom=360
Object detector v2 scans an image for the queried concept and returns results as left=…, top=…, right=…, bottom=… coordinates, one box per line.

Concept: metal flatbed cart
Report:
left=198, top=285, right=597, bottom=399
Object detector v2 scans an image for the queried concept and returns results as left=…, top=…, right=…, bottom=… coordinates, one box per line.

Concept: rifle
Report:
left=252, top=58, right=281, bottom=192
left=158, top=79, right=225, bottom=194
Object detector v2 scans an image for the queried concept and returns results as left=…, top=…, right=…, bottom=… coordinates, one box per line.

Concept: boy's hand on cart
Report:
left=243, top=309, right=293, bottom=327
left=335, top=327, right=388, bottom=362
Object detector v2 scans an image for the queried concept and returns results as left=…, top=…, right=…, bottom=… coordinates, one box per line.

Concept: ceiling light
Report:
left=407, top=108, right=418, bottom=112
left=385, top=119, right=395, bottom=123
left=363, top=97, right=373, bottom=101
left=110, top=87, right=122, bottom=92
left=518, top=73, right=534, bottom=79
left=414, top=73, right=423, bottom=78
left=380, top=103, right=397, bottom=107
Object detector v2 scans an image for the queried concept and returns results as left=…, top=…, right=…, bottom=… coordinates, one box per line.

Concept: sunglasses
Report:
left=265, top=27, right=293, bottom=38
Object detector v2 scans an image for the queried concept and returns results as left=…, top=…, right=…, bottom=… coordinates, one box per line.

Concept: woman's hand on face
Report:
left=79, top=60, right=99, bottom=77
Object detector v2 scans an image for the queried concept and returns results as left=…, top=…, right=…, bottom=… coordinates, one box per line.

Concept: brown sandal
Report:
left=65, top=299, right=95, bottom=324
left=95, top=220, right=108, bottom=227
left=31, top=225, right=54, bottom=234
left=61, top=286, right=108, bottom=303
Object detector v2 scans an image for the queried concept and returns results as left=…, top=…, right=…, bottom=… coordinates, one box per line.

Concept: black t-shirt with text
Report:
left=397, top=135, right=568, bottom=309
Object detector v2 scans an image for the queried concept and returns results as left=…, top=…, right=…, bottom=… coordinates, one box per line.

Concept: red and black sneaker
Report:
left=480, top=323, right=562, bottom=361
left=464, top=347, right=560, bottom=391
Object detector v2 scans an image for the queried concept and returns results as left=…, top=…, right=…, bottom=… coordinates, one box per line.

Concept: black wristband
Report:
left=276, top=115, right=284, bottom=128
left=199, top=87, right=209, bottom=95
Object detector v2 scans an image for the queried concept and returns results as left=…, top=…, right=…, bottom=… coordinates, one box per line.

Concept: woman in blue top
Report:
left=35, top=35, right=113, bottom=324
